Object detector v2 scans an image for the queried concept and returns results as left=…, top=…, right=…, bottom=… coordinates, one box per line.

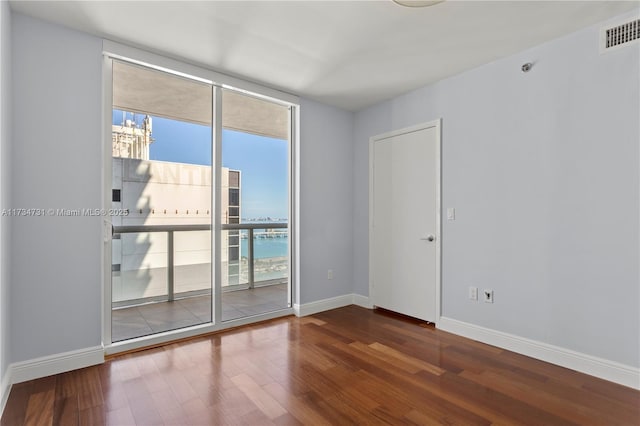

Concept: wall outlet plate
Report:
left=468, top=286, right=478, bottom=301
left=447, top=207, right=456, bottom=221
left=484, top=289, right=494, bottom=303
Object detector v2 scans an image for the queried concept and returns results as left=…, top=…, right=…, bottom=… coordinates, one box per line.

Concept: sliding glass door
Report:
left=220, top=89, right=291, bottom=321
left=107, top=59, right=293, bottom=344
left=110, top=61, right=213, bottom=342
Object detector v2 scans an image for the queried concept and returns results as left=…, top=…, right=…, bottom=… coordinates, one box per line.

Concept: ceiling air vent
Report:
left=600, top=18, right=640, bottom=53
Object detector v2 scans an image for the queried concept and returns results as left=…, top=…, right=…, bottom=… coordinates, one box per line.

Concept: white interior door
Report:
left=370, top=122, right=440, bottom=322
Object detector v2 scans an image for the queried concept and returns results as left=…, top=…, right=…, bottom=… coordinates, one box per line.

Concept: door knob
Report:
left=420, top=235, right=435, bottom=242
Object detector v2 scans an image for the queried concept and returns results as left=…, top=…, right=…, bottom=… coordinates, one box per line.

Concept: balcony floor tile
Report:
left=112, top=284, right=288, bottom=342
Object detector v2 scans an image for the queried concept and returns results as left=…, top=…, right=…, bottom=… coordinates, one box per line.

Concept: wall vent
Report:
left=600, top=18, right=640, bottom=53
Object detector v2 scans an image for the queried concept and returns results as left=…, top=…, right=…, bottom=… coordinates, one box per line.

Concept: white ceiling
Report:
left=9, top=1, right=639, bottom=111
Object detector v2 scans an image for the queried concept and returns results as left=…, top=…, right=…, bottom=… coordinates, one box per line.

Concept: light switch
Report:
left=447, top=208, right=456, bottom=221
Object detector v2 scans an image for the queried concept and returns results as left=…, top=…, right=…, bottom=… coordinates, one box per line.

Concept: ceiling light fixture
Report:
left=392, top=0, right=445, bottom=7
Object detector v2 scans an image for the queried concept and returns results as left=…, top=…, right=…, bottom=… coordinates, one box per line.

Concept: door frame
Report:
left=368, top=119, right=442, bottom=324
left=101, top=41, right=299, bottom=355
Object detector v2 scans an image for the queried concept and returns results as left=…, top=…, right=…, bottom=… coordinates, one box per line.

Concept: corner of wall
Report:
left=0, top=366, right=10, bottom=418
left=0, top=0, right=12, bottom=416
left=293, top=293, right=372, bottom=317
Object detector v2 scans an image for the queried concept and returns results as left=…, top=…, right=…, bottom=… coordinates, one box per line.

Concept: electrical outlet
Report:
left=484, top=289, right=494, bottom=303
left=468, top=286, right=478, bottom=301
left=447, top=207, right=456, bottom=221
left=328, top=269, right=333, bottom=280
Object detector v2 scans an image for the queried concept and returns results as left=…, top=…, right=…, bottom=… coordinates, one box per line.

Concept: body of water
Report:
left=240, top=236, right=288, bottom=259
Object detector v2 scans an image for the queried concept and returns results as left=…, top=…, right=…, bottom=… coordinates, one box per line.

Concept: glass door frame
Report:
left=101, top=41, right=299, bottom=355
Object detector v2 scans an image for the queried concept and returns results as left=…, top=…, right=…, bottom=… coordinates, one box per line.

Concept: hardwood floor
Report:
left=2, top=305, right=639, bottom=425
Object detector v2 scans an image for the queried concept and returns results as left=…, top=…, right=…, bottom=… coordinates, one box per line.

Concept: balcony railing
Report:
left=112, top=222, right=288, bottom=304
left=223, top=223, right=287, bottom=289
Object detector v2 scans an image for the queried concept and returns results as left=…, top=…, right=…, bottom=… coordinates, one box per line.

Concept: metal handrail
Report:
left=112, top=222, right=288, bottom=300
left=223, top=223, right=287, bottom=230
left=112, top=223, right=287, bottom=234
left=223, top=224, right=287, bottom=287
left=113, top=224, right=211, bottom=234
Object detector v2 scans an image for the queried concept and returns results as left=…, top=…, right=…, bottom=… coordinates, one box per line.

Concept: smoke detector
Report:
left=392, top=0, right=445, bottom=7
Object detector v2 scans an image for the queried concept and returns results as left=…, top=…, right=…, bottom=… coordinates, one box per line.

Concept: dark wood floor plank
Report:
left=498, top=348, right=592, bottom=388
left=1, top=382, right=33, bottom=426
left=319, top=332, right=567, bottom=425
left=75, top=368, right=104, bottom=411
left=296, top=392, right=358, bottom=426
left=538, top=375, right=640, bottom=424
left=230, top=373, right=287, bottom=420
left=369, top=341, right=445, bottom=375
left=126, top=393, right=164, bottom=426
left=287, top=341, right=337, bottom=372
left=77, top=406, right=105, bottom=426
left=262, top=383, right=331, bottom=426
left=29, top=377, right=56, bottom=396
left=100, top=383, right=128, bottom=414
left=381, top=321, right=452, bottom=349
left=52, top=396, right=79, bottom=426
left=150, top=388, right=189, bottom=424
left=300, top=321, right=354, bottom=345
left=322, top=393, right=389, bottom=425
left=163, top=369, right=199, bottom=405
left=234, top=353, right=278, bottom=387
left=581, top=378, right=640, bottom=407
left=348, top=340, right=422, bottom=374
left=460, top=369, right=600, bottom=425
left=104, top=405, right=135, bottom=426
left=347, top=370, right=414, bottom=417
left=23, top=389, right=54, bottom=426
left=179, top=371, right=223, bottom=408
left=272, top=412, right=304, bottom=426
left=354, top=367, right=493, bottom=425
left=54, top=372, right=78, bottom=401
left=428, top=370, right=579, bottom=426
left=3, top=305, right=639, bottom=425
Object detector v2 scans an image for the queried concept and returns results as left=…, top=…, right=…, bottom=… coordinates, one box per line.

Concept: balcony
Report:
left=111, top=223, right=289, bottom=342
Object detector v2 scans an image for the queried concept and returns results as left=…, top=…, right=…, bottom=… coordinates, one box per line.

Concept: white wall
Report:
left=8, top=13, right=356, bottom=365
left=0, top=0, right=12, bottom=402
left=299, top=99, right=354, bottom=304
left=354, top=11, right=640, bottom=368
left=11, top=14, right=103, bottom=363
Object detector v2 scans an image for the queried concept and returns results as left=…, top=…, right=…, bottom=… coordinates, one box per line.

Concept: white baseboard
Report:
left=438, top=317, right=640, bottom=390
left=0, top=366, right=11, bottom=418
left=352, top=294, right=373, bottom=309
left=10, top=345, right=104, bottom=385
left=294, top=294, right=354, bottom=317
left=294, top=293, right=374, bottom=317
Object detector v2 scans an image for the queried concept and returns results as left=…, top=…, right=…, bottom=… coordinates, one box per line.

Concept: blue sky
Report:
left=113, top=110, right=288, bottom=219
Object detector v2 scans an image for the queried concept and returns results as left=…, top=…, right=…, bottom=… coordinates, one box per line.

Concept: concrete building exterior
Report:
left=111, top=119, right=241, bottom=304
